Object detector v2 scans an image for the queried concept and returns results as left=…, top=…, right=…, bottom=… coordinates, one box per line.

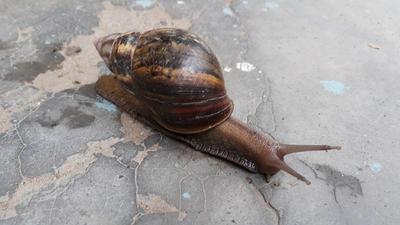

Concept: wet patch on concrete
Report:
left=76, top=83, right=97, bottom=99
left=113, top=141, right=142, bottom=169
left=4, top=47, right=64, bottom=82
left=315, top=164, right=363, bottom=197
left=0, top=0, right=108, bottom=83
left=63, top=107, right=95, bottom=129
left=36, top=106, right=95, bottom=129
left=0, top=82, right=50, bottom=126
left=17, top=94, right=122, bottom=177
left=0, top=39, right=14, bottom=50
left=143, top=133, right=162, bottom=148
left=300, top=160, right=364, bottom=209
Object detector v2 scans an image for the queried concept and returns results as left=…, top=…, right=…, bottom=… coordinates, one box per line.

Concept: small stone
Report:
left=245, top=176, right=253, bottom=184
left=160, top=20, right=167, bottom=26
left=64, top=45, right=82, bottom=56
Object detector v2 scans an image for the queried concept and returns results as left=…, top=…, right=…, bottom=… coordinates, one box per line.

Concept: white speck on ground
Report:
left=223, top=6, right=234, bottom=17
left=224, top=66, right=232, bottom=72
left=236, top=62, right=256, bottom=72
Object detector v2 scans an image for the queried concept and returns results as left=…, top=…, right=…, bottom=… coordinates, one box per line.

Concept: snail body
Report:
left=95, top=28, right=341, bottom=184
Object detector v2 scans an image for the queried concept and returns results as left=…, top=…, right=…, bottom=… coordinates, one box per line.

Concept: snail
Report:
left=94, top=28, right=341, bottom=185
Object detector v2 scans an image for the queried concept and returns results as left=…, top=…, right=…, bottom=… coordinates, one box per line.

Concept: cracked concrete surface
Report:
left=1, top=0, right=399, bottom=224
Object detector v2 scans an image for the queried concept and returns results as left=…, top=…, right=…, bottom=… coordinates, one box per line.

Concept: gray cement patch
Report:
left=10, top=156, right=136, bottom=225
left=0, top=131, right=23, bottom=197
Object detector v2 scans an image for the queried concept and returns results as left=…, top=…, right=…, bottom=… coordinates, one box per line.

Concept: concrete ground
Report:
left=0, top=0, right=399, bottom=224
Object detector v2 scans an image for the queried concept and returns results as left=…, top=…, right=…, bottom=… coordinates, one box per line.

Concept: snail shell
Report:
left=96, top=28, right=233, bottom=134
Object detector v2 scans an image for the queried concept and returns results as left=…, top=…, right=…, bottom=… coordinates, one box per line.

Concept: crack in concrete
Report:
left=47, top=179, right=74, bottom=225
left=99, top=176, right=118, bottom=218
left=178, top=174, right=190, bottom=219
left=229, top=2, right=282, bottom=223
left=227, top=0, right=277, bottom=136
left=132, top=148, right=143, bottom=222
left=130, top=212, right=143, bottom=225
left=129, top=136, right=160, bottom=224
left=130, top=139, right=185, bottom=222
left=47, top=196, right=57, bottom=225
left=15, top=126, right=27, bottom=178
left=268, top=201, right=281, bottom=225
left=132, top=144, right=159, bottom=164
left=257, top=186, right=281, bottom=225
left=247, top=89, right=278, bottom=136
left=200, top=174, right=240, bottom=213
left=15, top=96, right=52, bottom=178
left=174, top=162, right=208, bottom=215
left=265, top=76, right=278, bottom=134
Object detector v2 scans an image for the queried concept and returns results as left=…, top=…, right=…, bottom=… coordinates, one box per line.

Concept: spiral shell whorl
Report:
left=112, top=28, right=233, bottom=134
left=109, top=31, right=140, bottom=75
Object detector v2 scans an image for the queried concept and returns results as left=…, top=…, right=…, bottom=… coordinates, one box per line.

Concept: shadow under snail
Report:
left=94, top=28, right=341, bottom=185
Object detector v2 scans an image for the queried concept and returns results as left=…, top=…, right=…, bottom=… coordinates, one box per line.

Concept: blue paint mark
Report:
left=320, top=80, right=345, bottom=95
left=182, top=192, right=191, bottom=199
left=370, top=162, right=382, bottom=173
left=223, top=7, right=234, bottom=17
left=135, top=0, right=156, bottom=8
left=95, top=99, right=117, bottom=112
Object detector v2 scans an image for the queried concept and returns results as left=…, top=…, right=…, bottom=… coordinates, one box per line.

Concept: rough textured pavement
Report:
left=1, top=0, right=399, bottom=224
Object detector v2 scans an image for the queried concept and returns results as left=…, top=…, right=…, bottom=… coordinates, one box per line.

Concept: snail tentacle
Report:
left=277, top=144, right=341, bottom=159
